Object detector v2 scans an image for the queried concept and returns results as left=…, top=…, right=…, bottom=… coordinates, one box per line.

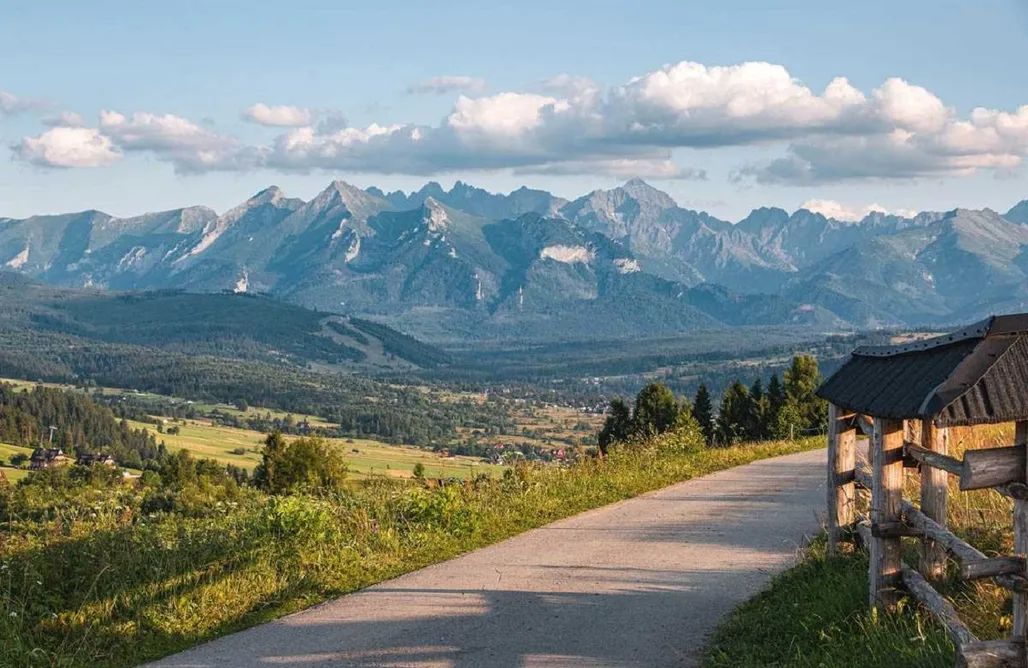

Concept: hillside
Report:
left=0, top=274, right=449, bottom=370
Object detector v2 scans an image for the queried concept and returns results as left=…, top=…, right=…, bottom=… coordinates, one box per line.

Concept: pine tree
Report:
left=747, top=378, right=770, bottom=440
left=693, top=383, right=715, bottom=446
left=633, top=383, right=681, bottom=436
left=598, top=397, right=633, bottom=454
left=716, top=380, right=750, bottom=446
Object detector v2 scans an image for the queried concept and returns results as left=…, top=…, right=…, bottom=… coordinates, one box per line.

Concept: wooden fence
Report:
left=827, top=405, right=1028, bottom=668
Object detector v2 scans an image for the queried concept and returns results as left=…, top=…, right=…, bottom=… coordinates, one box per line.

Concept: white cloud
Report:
left=11, top=60, right=1028, bottom=183
left=41, top=111, right=85, bottom=128
left=799, top=199, right=918, bottom=222
left=0, top=90, right=49, bottom=115
left=407, top=76, right=486, bottom=95
left=242, top=103, right=312, bottom=127
left=12, top=127, right=121, bottom=168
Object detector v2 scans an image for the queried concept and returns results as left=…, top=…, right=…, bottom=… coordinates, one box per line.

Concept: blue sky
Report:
left=2, top=0, right=1027, bottom=221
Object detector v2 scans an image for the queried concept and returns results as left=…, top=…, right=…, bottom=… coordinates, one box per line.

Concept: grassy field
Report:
left=703, top=423, right=1017, bottom=667
left=0, top=376, right=505, bottom=479
left=130, top=418, right=504, bottom=479
left=0, top=443, right=35, bottom=483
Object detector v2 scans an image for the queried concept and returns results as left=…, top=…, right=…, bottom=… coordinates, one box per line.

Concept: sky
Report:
left=2, top=0, right=1028, bottom=222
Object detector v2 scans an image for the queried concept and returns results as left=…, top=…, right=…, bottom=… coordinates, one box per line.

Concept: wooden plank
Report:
left=870, top=417, right=904, bottom=612
left=898, top=483, right=1028, bottom=593
left=906, top=441, right=963, bottom=477
left=1013, top=421, right=1028, bottom=649
left=901, top=564, right=977, bottom=646
left=957, top=640, right=1026, bottom=668
left=921, top=420, right=949, bottom=581
left=870, top=520, right=921, bottom=538
left=827, top=404, right=857, bottom=556
left=854, top=414, right=874, bottom=438
left=962, top=557, right=1028, bottom=581
left=961, top=444, right=1027, bottom=490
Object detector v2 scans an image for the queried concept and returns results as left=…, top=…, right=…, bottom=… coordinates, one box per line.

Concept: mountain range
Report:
left=3, top=179, right=1027, bottom=342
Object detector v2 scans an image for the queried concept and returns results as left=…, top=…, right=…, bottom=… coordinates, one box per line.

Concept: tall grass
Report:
left=0, top=435, right=821, bottom=667
left=703, top=422, right=1018, bottom=667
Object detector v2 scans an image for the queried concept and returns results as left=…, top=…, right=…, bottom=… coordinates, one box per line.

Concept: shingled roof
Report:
left=817, top=314, right=1028, bottom=427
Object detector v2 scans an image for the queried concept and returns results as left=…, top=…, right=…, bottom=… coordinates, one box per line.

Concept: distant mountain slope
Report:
left=0, top=274, right=449, bottom=370
left=3, top=179, right=1027, bottom=337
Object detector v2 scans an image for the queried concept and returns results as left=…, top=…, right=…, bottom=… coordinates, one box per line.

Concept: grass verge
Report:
left=702, top=539, right=954, bottom=668
left=703, top=423, right=1019, bottom=668
left=1, top=435, right=821, bottom=668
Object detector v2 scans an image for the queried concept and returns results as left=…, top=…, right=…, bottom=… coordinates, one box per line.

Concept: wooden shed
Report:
left=817, top=314, right=1028, bottom=667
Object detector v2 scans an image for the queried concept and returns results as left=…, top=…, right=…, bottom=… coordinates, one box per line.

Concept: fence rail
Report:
left=827, top=406, right=1028, bottom=668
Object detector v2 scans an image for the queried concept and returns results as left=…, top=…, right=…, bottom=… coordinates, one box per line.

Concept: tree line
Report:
left=599, top=355, right=827, bottom=451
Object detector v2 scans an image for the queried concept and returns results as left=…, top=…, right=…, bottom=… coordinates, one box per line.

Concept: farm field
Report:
left=129, top=418, right=504, bottom=479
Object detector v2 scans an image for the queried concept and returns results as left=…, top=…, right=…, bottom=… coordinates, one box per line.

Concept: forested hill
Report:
left=0, top=382, right=161, bottom=467
left=0, top=274, right=449, bottom=371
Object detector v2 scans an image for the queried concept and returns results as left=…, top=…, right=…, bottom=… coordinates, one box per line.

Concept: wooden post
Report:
left=827, top=404, right=857, bottom=556
left=1013, top=421, right=1028, bottom=654
left=871, top=417, right=904, bottom=612
left=920, top=419, right=949, bottom=581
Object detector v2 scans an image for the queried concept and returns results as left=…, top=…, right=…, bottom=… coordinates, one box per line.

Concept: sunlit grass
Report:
left=704, top=422, right=1019, bottom=667
left=0, top=435, right=821, bottom=667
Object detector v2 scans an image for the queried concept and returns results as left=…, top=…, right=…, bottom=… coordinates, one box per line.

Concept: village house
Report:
left=77, top=453, right=116, bottom=467
left=30, top=448, right=71, bottom=470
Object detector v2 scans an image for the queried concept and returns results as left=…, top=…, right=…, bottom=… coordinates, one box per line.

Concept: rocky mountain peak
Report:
left=1006, top=200, right=1028, bottom=225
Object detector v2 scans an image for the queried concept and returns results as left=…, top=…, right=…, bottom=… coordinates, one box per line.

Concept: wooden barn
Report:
left=818, top=314, right=1028, bottom=668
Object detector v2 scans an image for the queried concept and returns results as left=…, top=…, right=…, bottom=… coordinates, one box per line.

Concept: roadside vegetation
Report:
left=0, top=425, right=820, bottom=667
left=703, top=423, right=1016, bottom=667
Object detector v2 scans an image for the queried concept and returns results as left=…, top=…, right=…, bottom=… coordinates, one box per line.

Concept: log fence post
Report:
left=871, top=417, right=904, bottom=612
left=1013, top=421, right=1028, bottom=657
left=920, top=419, right=949, bottom=581
left=827, top=404, right=857, bottom=556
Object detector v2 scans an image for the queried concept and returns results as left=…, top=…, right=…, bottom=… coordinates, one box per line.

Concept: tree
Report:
left=254, top=433, right=348, bottom=494
left=716, top=381, right=750, bottom=446
left=746, top=378, right=770, bottom=441
left=784, top=354, right=828, bottom=436
left=598, top=397, right=633, bottom=454
left=767, top=373, right=785, bottom=429
left=633, top=383, right=681, bottom=437
left=693, top=384, right=715, bottom=446
left=413, top=462, right=426, bottom=480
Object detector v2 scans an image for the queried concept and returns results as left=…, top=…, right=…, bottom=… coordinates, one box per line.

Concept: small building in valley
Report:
left=77, top=453, right=116, bottom=467
left=30, top=448, right=71, bottom=470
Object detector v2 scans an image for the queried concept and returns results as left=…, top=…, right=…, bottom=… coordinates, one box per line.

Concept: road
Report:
left=146, top=448, right=826, bottom=668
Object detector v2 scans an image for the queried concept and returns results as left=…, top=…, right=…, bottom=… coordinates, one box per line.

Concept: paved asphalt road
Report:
left=146, top=448, right=826, bottom=668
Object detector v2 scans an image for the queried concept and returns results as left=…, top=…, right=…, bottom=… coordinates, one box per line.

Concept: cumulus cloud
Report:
left=11, top=61, right=1028, bottom=182
left=799, top=199, right=918, bottom=222
left=0, top=90, right=49, bottom=115
left=407, top=76, right=486, bottom=95
left=242, top=103, right=312, bottom=127
left=12, top=127, right=121, bottom=168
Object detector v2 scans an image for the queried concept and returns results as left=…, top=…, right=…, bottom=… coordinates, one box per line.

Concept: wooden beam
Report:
left=827, top=404, right=857, bottom=556
left=870, top=417, right=904, bottom=612
left=961, top=444, right=1027, bottom=491
left=962, top=557, right=1028, bottom=582
left=1013, top=421, right=1028, bottom=647
left=957, top=640, right=1026, bottom=668
left=854, top=414, right=874, bottom=438
left=901, top=564, right=977, bottom=647
left=905, top=441, right=963, bottom=477
left=900, top=492, right=1028, bottom=593
left=920, top=421, right=949, bottom=582
left=871, top=521, right=923, bottom=538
